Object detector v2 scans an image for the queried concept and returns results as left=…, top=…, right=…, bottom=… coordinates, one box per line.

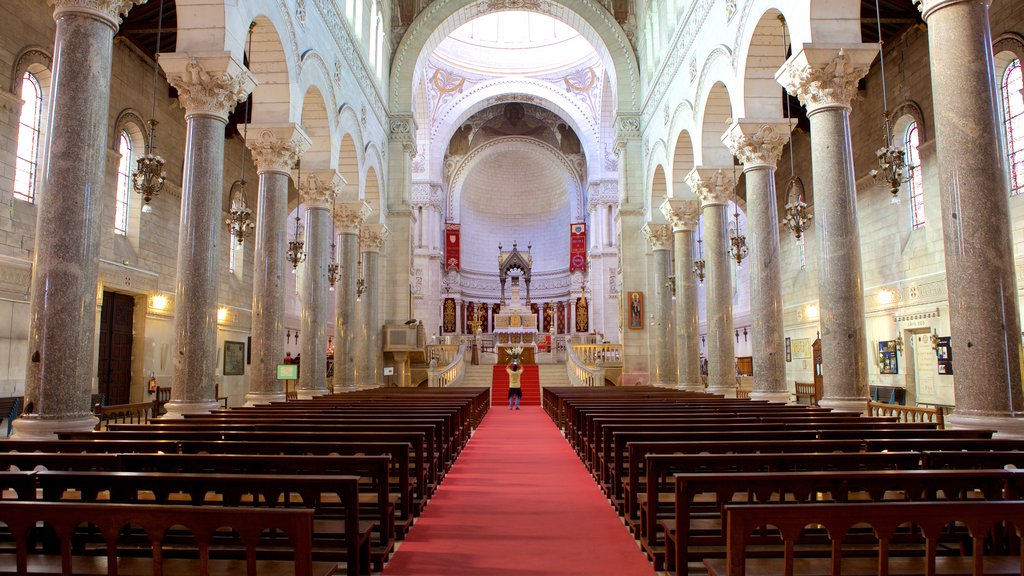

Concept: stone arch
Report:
left=112, top=108, right=150, bottom=153
left=337, top=134, right=361, bottom=202
left=649, top=163, right=669, bottom=223
left=890, top=100, right=928, bottom=144
left=994, top=32, right=1024, bottom=88
left=736, top=7, right=790, bottom=119
left=671, top=129, right=696, bottom=200
left=448, top=136, right=584, bottom=223
left=174, top=0, right=299, bottom=63
left=389, top=0, right=641, bottom=115
left=9, top=45, right=51, bottom=94
left=696, top=81, right=737, bottom=166
left=246, top=15, right=294, bottom=124
left=298, top=86, right=333, bottom=170
left=363, top=164, right=383, bottom=223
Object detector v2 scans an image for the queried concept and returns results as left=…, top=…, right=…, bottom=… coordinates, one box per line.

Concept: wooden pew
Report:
left=0, top=501, right=335, bottom=575
left=705, top=501, right=1024, bottom=576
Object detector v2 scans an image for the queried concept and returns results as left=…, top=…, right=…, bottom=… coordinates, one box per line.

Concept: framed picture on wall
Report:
left=627, top=291, right=643, bottom=330
left=224, top=340, right=246, bottom=376
left=785, top=337, right=792, bottom=362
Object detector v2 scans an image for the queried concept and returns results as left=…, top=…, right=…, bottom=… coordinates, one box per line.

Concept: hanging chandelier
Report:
left=728, top=164, right=748, bottom=267
left=867, top=0, right=908, bottom=203
left=327, top=197, right=340, bottom=290
left=132, top=0, right=167, bottom=214
left=777, top=14, right=813, bottom=246
left=225, top=24, right=256, bottom=244
left=355, top=250, right=366, bottom=301
left=692, top=229, right=706, bottom=284
left=287, top=211, right=306, bottom=272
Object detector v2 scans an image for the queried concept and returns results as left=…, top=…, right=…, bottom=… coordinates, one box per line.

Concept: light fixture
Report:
left=286, top=161, right=306, bottom=273
left=132, top=0, right=167, bottom=214
left=692, top=226, right=706, bottom=284
left=327, top=196, right=340, bottom=291
left=225, top=23, right=257, bottom=245
left=930, top=329, right=940, bottom=351
left=778, top=15, right=812, bottom=268
left=355, top=250, right=366, bottom=301
left=727, top=163, right=748, bottom=267
left=217, top=306, right=229, bottom=323
left=150, top=293, right=169, bottom=310
left=895, top=333, right=904, bottom=354
left=878, top=288, right=896, bottom=306
left=805, top=304, right=820, bottom=320
left=867, top=0, right=909, bottom=203
left=665, top=275, right=676, bottom=301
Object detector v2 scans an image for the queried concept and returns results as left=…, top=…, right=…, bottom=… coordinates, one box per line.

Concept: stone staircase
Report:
left=455, top=364, right=494, bottom=388
left=537, top=364, right=571, bottom=388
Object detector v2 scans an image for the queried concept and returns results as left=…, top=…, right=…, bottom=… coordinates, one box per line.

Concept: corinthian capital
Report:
left=660, top=199, right=701, bottom=231
left=722, top=120, right=793, bottom=170
left=160, top=53, right=257, bottom=121
left=775, top=44, right=878, bottom=113
left=360, top=224, right=390, bottom=253
left=335, top=201, right=372, bottom=234
left=915, top=0, right=989, bottom=20
left=298, top=170, right=345, bottom=208
left=641, top=223, right=673, bottom=251
left=244, top=124, right=311, bottom=174
left=685, top=167, right=734, bottom=207
left=49, top=0, right=145, bottom=27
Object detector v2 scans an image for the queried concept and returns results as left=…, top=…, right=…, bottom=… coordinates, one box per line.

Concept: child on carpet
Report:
left=506, top=361, right=522, bottom=410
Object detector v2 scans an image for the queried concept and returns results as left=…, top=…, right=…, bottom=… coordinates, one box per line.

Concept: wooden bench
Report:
left=705, top=500, right=1024, bottom=575
left=793, top=381, right=821, bottom=406
left=93, top=401, right=154, bottom=430
left=0, top=500, right=335, bottom=575
left=869, top=400, right=944, bottom=426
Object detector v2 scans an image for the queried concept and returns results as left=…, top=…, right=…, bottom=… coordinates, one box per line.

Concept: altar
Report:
left=492, top=241, right=538, bottom=365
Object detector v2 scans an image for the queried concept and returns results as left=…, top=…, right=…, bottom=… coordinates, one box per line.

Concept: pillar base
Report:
left=706, top=386, right=738, bottom=398
left=749, top=391, right=791, bottom=404
left=676, top=382, right=705, bottom=392
left=161, top=400, right=222, bottom=419
left=947, top=413, right=1024, bottom=439
left=10, top=414, right=98, bottom=439
left=818, top=398, right=869, bottom=415
left=244, top=391, right=286, bottom=407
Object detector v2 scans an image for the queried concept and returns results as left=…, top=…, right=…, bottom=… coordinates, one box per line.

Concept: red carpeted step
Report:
left=491, top=364, right=540, bottom=405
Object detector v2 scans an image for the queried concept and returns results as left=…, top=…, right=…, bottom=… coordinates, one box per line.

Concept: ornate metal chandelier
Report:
left=692, top=229, right=706, bottom=284
left=132, top=0, right=166, bottom=214
left=327, top=198, right=340, bottom=290
left=225, top=24, right=256, bottom=244
left=782, top=176, right=812, bottom=241
left=286, top=211, right=306, bottom=273
left=727, top=164, right=748, bottom=267
left=867, top=0, right=908, bottom=204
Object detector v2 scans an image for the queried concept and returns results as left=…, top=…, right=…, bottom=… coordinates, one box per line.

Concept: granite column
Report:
left=724, top=120, right=793, bottom=403
left=159, top=54, right=255, bottom=418
left=917, top=0, right=1024, bottom=435
left=777, top=45, right=877, bottom=412
left=295, top=171, right=343, bottom=398
left=357, top=224, right=389, bottom=388
left=661, top=199, right=703, bottom=391
left=331, top=201, right=371, bottom=392
left=642, top=223, right=676, bottom=386
left=242, top=125, right=310, bottom=405
left=14, top=0, right=144, bottom=438
left=687, top=168, right=737, bottom=397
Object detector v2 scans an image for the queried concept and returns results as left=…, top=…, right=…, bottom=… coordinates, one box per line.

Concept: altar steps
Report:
left=491, top=364, right=541, bottom=406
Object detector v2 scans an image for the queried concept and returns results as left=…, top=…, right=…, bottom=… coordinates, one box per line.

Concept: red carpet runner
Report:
left=383, top=406, right=654, bottom=576
left=490, top=364, right=540, bottom=406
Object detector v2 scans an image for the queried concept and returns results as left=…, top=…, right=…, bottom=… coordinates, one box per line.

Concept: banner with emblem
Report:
left=445, top=223, right=461, bottom=271
left=569, top=223, right=587, bottom=272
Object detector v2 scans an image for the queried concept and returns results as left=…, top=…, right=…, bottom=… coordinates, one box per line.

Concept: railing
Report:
left=428, top=343, right=466, bottom=387
left=566, top=343, right=622, bottom=387
left=572, top=344, right=623, bottom=367
left=868, top=400, right=945, bottom=426
left=426, top=344, right=461, bottom=367
left=94, top=401, right=155, bottom=430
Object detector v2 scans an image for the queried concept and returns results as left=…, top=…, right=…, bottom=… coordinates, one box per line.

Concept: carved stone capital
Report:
left=686, top=167, right=734, bottom=207
left=297, top=170, right=345, bottom=208
left=642, top=223, right=673, bottom=251
left=335, top=201, right=372, bottom=234
left=915, top=0, right=990, bottom=21
left=244, top=124, right=311, bottom=174
left=660, top=199, right=701, bottom=231
left=722, top=120, right=793, bottom=170
left=775, top=45, right=878, bottom=113
left=49, top=0, right=145, bottom=28
left=160, top=53, right=256, bottom=121
left=360, top=224, right=390, bottom=253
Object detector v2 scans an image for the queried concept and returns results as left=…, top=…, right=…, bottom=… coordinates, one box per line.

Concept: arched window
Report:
left=228, top=237, right=244, bottom=278
left=1001, top=59, right=1024, bottom=196
left=375, top=14, right=385, bottom=79
left=114, top=131, right=132, bottom=236
left=14, top=72, right=43, bottom=203
left=904, top=121, right=925, bottom=229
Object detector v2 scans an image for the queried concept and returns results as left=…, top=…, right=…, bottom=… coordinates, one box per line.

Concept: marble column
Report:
left=241, top=125, right=310, bottom=406
left=642, top=223, right=676, bottom=386
left=661, top=199, right=703, bottom=391
left=159, top=54, right=255, bottom=418
left=13, top=0, right=144, bottom=438
left=777, top=45, right=876, bottom=412
left=331, top=201, right=371, bottom=392
left=687, top=168, right=737, bottom=397
left=357, top=224, right=389, bottom=388
left=723, top=120, right=792, bottom=403
left=294, top=171, right=343, bottom=398
left=613, top=114, right=649, bottom=382
left=916, top=0, right=1024, bottom=436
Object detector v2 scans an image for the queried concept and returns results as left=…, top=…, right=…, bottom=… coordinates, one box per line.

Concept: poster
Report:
left=878, top=340, right=898, bottom=374
left=936, top=336, right=953, bottom=375
left=445, top=223, right=460, bottom=271
left=570, top=223, right=587, bottom=272
left=627, top=291, right=643, bottom=330
left=223, top=340, right=246, bottom=375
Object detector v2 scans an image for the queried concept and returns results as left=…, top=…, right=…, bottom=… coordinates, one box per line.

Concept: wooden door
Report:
left=98, top=291, right=135, bottom=405
left=811, top=338, right=823, bottom=402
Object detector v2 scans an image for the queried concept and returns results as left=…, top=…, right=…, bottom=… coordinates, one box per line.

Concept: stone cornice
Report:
left=244, top=124, right=312, bottom=174
left=298, top=170, right=345, bottom=208
left=160, top=53, right=256, bottom=121
left=360, top=224, right=390, bottom=252
left=49, top=0, right=145, bottom=28
left=722, top=120, right=792, bottom=171
left=686, top=167, right=734, bottom=207
left=660, top=198, right=701, bottom=231
left=776, top=45, right=878, bottom=114
left=335, top=201, right=372, bottom=234
left=390, top=114, right=416, bottom=157
left=641, top=222, right=673, bottom=251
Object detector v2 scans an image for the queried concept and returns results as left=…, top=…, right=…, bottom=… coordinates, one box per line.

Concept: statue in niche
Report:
left=448, top=124, right=471, bottom=156
left=504, top=102, right=525, bottom=127
left=479, top=104, right=548, bottom=139
left=558, top=123, right=581, bottom=154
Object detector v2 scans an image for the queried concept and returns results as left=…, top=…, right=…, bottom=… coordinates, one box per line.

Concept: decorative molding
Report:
left=641, top=223, right=673, bottom=250
left=335, top=201, right=373, bottom=234
left=777, top=46, right=877, bottom=114
left=686, top=167, right=733, bottom=207
left=9, top=46, right=52, bottom=94
left=245, top=125, right=312, bottom=174
left=390, top=115, right=417, bottom=157
left=360, top=223, right=391, bottom=252
left=640, top=0, right=715, bottom=125
left=163, top=56, right=255, bottom=121
left=298, top=170, right=345, bottom=208
left=722, top=120, right=792, bottom=170
left=660, top=198, right=700, bottom=231
left=48, top=0, right=145, bottom=27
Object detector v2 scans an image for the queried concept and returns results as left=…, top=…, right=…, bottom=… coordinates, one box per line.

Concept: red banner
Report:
left=569, top=222, right=587, bottom=272
left=445, top=223, right=461, bottom=271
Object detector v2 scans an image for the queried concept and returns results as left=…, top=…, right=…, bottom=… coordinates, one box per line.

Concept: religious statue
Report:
left=558, top=123, right=581, bottom=154
left=448, top=124, right=471, bottom=156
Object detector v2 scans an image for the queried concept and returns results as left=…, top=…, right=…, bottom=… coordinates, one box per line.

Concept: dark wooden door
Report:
left=812, top=337, right=823, bottom=403
left=98, top=291, right=134, bottom=405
